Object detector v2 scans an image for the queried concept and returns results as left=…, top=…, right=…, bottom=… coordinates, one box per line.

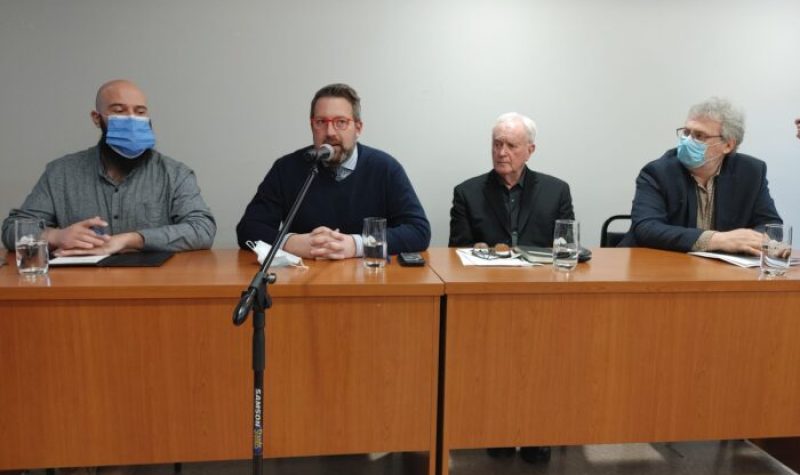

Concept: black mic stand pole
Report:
left=232, top=158, right=322, bottom=475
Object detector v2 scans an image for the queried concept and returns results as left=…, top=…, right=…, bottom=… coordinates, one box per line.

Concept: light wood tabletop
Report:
left=429, top=247, right=800, bottom=475
left=427, top=247, right=800, bottom=293
left=3, top=247, right=799, bottom=475
left=0, top=250, right=443, bottom=473
left=0, top=249, right=443, bottom=300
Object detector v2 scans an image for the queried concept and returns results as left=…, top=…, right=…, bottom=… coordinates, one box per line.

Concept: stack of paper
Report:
left=689, top=251, right=800, bottom=268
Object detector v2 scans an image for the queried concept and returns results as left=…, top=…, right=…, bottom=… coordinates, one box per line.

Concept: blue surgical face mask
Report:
left=105, top=115, right=156, bottom=159
left=676, top=135, right=707, bottom=169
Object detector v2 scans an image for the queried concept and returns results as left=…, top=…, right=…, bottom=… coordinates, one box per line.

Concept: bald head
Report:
left=91, top=79, right=149, bottom=128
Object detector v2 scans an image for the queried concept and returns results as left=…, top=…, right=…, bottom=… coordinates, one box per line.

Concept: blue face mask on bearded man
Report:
left=104, top=115, right=156, bottom=159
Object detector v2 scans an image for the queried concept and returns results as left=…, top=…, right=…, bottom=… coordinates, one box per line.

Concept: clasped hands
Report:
left=284, top=226, right=356, bottom=260
left=45, top=217, right=143, bottom=256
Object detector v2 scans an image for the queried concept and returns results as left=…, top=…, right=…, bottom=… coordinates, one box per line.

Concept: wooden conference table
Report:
left=427, top=247, right=800, bottom=474
left=2, top=248, right=799, bottom=474
left=0, top=250, right=443, bottom=473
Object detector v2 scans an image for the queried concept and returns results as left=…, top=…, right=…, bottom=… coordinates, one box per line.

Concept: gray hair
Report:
left=494, top=112, right=537, bottom=144
left=687, top=97, right=745, bottom=149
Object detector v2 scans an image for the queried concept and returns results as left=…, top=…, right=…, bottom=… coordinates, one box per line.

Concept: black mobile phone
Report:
left=398, top=252, right=425, bottom=267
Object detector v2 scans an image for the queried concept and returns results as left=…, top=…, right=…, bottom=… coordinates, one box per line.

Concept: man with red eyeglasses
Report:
left=237, top=83, right=430, bottom=258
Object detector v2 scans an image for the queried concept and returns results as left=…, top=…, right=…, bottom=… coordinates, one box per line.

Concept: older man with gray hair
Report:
left=449, top=111, right=573, bottom=464
left=449, top=112, right=574, bottom=251
left=620, top=97, right=781, bottom=253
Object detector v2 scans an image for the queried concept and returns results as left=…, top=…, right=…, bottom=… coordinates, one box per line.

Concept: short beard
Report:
left=99, top=140, right=149, bottom=172
left=327, top=145, right=354, bottom=167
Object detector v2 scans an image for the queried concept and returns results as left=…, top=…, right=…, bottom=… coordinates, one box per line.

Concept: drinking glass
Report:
left=553, top=219, right=579, bottom=272
left=760, top=224, right=792, bottom=276
left=15, top=218, right=49, bottom=276
left=362, top=217, right=387, bottom=269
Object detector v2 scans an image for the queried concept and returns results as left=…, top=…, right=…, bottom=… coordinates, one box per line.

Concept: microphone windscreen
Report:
left=305, top=143, right=334, bottom=163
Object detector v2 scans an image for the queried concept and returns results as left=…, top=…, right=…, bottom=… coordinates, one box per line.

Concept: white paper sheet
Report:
left=49, top=255, right=109, bottom=266
left=455, top=248, right=541, bottom=267
left=689, top=251, right=800, bottom=268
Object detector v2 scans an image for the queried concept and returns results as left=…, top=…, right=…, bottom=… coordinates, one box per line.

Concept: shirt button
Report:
left=113, top=215, right=119, bottom=219
left=115, top=188, right=119, bottom=193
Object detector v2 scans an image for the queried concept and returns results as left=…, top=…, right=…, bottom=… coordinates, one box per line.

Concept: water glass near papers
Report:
left=14, top=218, right=49, bottom=276
left=761, top=224, right=792, bottom=276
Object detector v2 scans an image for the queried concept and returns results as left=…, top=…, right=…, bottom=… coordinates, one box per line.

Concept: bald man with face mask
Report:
left=1, top=79, right=216, bottom=256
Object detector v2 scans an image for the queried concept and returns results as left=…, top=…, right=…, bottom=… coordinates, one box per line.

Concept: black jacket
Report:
left=449, top=167, right=574, bottom=247
left=619, top=148, right=781, bottom=251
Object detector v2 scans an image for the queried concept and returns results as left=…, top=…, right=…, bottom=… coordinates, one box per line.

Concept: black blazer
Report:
left=619, top=148, right=781, bottom=251
left=449, top=167, right=574, bottom=247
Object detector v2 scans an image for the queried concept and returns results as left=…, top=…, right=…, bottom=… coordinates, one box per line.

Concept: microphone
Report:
left=305, top=143, right=334, bottom=164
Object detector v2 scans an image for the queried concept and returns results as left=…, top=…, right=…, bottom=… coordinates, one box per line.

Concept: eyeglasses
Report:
left=311, top=116, right=354, bottom=131
left=676, top=127, right=723, bottom=144
left=471, top=242, right=512, bottom=260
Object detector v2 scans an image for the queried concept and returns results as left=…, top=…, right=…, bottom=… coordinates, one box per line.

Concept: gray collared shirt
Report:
left=1, top=145, right=216, bottom=251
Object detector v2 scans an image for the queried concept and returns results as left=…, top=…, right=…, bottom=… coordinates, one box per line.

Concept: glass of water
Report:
left=553, top=219, right=579, bottom=272
left=362, top=217, right=387, bottom=269
left=14, top=218, right=49, bottom=276
left=760, top=224, right=792, bottom=276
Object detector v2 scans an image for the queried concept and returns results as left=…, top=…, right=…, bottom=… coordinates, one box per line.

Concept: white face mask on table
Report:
left=246, top=240, right=305, bottom=268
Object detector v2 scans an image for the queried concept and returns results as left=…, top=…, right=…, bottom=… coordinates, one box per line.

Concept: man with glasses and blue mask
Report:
left=619, top=97, right=781, bottom=254
left=236, top=83, right=430, bottom=258
left=1, top=79, right=216, bottom=256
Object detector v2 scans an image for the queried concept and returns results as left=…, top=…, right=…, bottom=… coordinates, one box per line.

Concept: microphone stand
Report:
left=233, top=157, right=323, bottom=475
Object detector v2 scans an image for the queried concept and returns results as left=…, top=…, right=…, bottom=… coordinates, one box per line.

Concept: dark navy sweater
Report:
left=236, top=143, right=430, bottom=254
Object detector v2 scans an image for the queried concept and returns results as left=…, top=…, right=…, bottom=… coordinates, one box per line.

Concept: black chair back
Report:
left=600, top=214, right=632, bottom=248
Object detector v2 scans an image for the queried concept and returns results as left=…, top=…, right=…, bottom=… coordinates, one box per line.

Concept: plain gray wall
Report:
left=2, top=0, right=799, bottom=249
